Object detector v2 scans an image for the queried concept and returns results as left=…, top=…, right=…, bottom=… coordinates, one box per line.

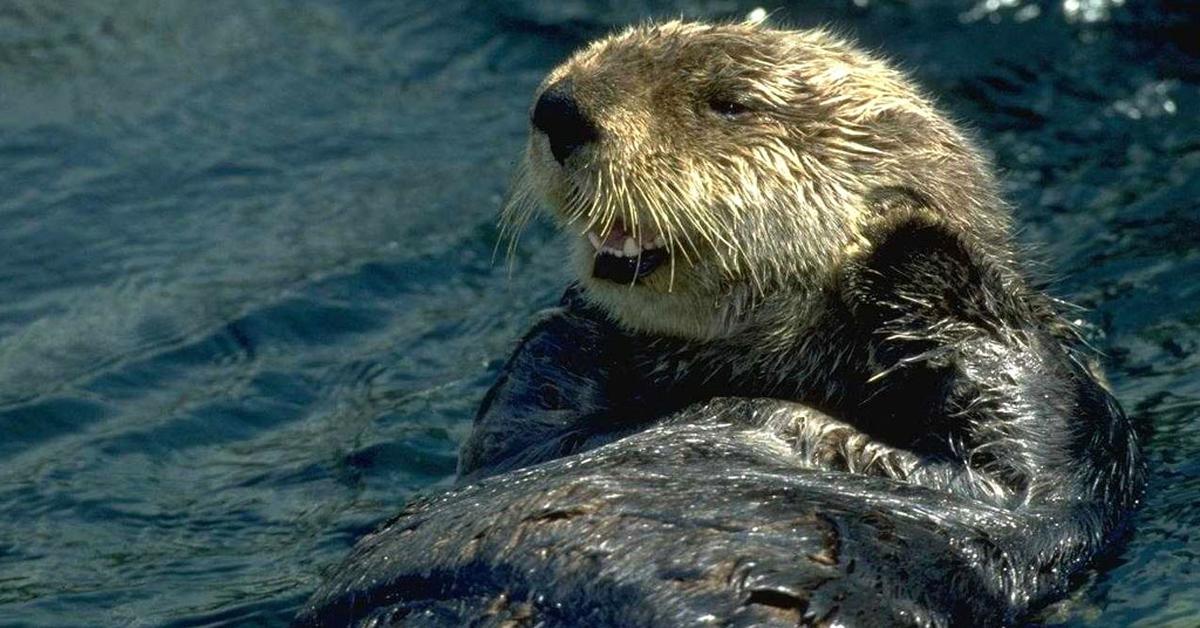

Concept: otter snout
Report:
left=531, top=79, right=599, bottom=164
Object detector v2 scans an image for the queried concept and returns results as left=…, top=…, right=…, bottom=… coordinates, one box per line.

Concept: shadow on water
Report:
left=0, top=0, right=1196, bottom=625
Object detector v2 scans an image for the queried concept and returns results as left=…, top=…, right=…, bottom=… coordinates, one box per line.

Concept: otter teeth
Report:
left=586, top=229, right=665, bottom=258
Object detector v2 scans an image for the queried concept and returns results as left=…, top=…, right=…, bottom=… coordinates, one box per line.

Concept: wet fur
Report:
left=296, top=22, right=1144, bottom=627
left=297, top=206, right=1143, bottom=627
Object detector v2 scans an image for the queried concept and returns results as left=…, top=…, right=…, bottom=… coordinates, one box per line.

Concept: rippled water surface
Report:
left=1, top=1, right=1196, bottom=625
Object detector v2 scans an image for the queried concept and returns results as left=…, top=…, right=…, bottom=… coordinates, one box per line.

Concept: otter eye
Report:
left=707, top=96, right=755, bottom=118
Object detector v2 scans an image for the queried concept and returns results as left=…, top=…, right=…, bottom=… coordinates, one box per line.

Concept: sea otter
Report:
left=296, top=20, right=1143, bottom=627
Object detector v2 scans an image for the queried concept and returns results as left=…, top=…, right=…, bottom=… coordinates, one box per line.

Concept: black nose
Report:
left=531, top=79, right=599, bottom=164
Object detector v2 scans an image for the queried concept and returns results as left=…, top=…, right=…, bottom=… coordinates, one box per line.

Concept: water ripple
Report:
left=0, top=1, right=1196, bottom=625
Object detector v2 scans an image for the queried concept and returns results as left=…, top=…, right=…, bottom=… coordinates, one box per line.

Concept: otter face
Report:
left=502, top=21, right=999, bottom=340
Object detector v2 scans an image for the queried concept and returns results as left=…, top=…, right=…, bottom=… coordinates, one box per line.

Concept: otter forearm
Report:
left=458, top=289, right=621, bottom=481
left=844, top=215, right=1142, bottom=513
left=299, top=397, right=1029, bottom=628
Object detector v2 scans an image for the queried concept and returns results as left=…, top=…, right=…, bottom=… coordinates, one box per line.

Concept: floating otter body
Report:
left=297, top=21, right=1143, bottom=627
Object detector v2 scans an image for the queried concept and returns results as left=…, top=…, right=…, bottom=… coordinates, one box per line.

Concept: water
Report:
left=0, top=1, right=1195, bottom=625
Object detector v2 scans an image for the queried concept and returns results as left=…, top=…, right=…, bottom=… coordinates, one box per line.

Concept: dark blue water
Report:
left=0, top=1, right=1195, bottom=625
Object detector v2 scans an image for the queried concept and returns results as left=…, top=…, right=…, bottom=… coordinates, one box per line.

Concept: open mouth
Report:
left=586, top=224, right=669, bottom=284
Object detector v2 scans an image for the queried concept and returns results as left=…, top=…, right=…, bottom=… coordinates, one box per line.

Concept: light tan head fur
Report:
left=502, top=20, right=1009, bottom=340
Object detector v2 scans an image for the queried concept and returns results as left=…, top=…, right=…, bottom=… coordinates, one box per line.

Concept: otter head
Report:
left=503, top=21, right=1003, bottom=341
